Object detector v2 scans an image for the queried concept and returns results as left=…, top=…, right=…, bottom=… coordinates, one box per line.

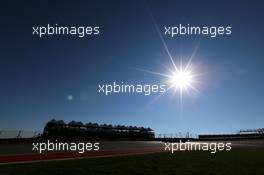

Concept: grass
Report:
left=1, top=148, right=264, bottom=175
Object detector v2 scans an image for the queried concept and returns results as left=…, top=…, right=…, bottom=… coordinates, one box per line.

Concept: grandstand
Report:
left=199, top=128, right=264, bottom=140
left=238, top=128, right=264, bottom=134
left=42, top=119, right=155, bottom=140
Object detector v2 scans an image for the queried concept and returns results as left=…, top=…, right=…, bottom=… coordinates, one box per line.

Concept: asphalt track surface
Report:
left=0, top=139, right=264, bottom=164
left=0, top=141, right=165, bottom=164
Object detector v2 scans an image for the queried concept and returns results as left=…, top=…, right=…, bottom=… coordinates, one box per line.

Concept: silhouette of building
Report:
left=43, top=119, right=155, bottom=140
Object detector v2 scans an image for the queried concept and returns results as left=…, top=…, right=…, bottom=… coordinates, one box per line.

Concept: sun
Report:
left=162, top=61, right=199, bottom=104
left=136, top=60, right=199, bottom=98
left=134, top=57, right=201, bottom=104
left=169, top=68, right=193, bottom=91
left=164, top=61, right=198, bottom=100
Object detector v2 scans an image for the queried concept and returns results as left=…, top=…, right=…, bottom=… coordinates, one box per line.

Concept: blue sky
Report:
left=0, top=0, right=264, bottom=135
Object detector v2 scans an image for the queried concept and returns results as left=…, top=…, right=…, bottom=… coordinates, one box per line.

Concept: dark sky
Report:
left=1, top=0, right=264, bottom=134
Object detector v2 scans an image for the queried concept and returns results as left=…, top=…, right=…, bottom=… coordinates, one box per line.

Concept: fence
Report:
left=0, top=130, right=42, bottom=139
left=155, top=132, right=198, bottom=139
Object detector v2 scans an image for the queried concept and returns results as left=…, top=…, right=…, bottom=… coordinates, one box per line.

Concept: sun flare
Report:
left=169, top=68, right=193, bottom=91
